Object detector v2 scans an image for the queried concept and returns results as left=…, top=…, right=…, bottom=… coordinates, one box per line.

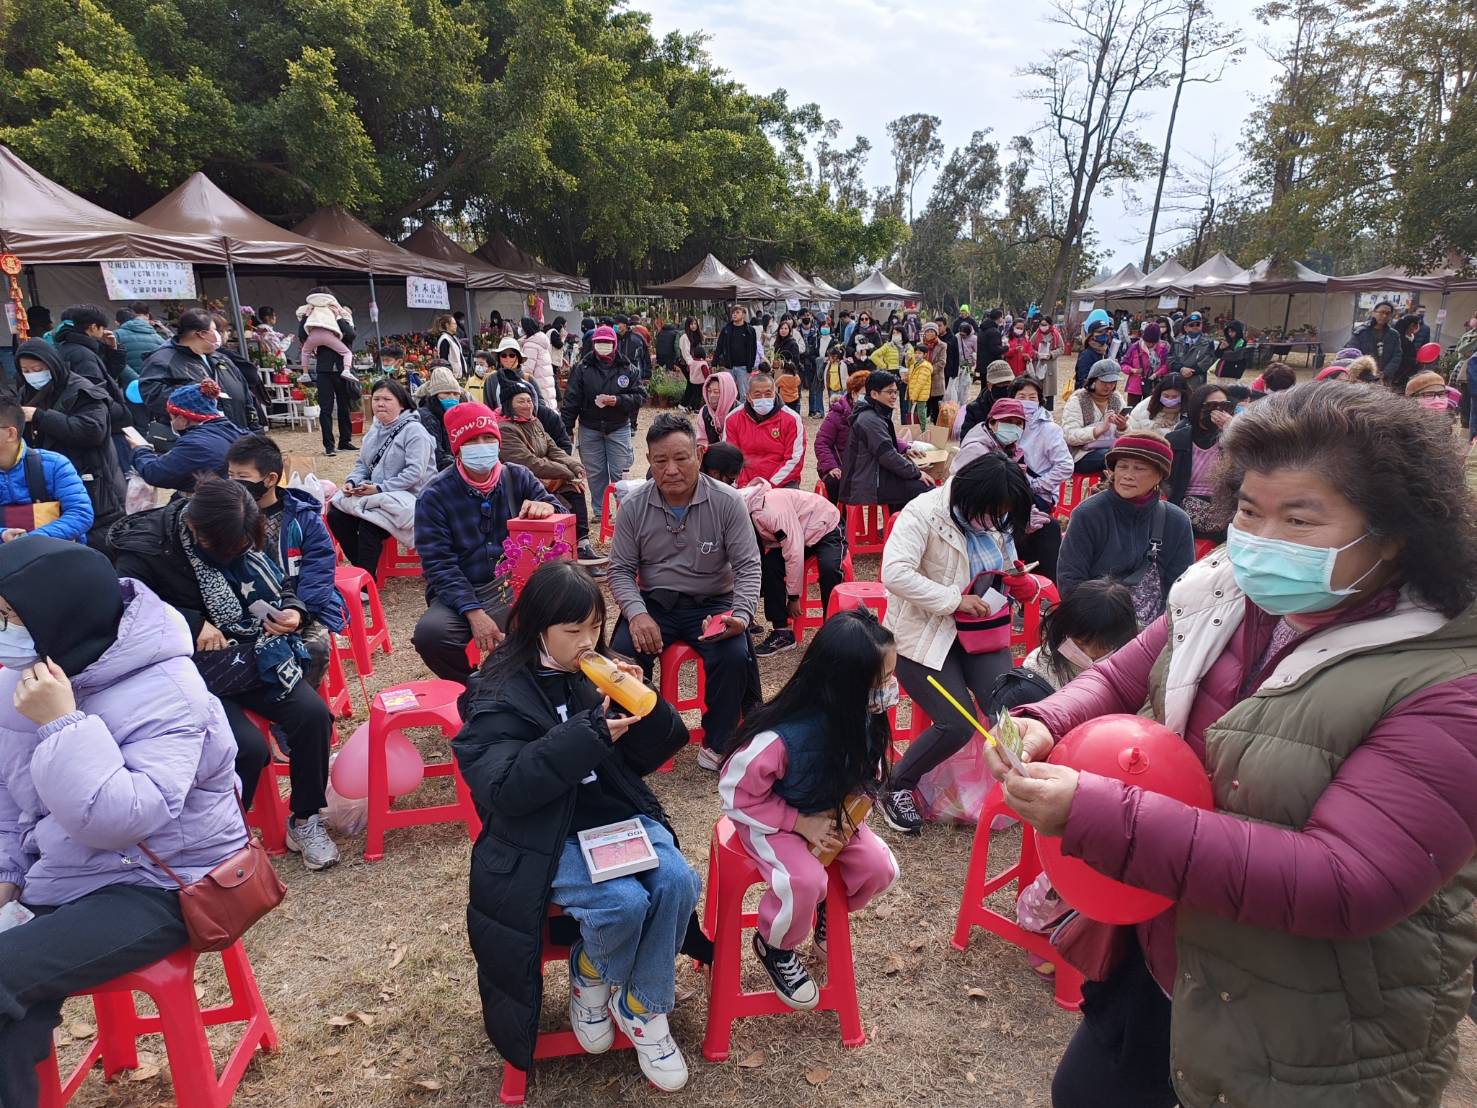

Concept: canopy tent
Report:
left=292, top=207, right=462, bottom=282
left=1166, top=252, right=1251, bottom=297
left=1071, top=263, right=1145, bottom=300
left=0, top=146, right=224, bottom=265
left=840, top=269, right=919, bottom=300
left=1327, top=265, right=1450, bottom=292
left=807, top=273, right=846, bottom=300
left=733, top=258, right=807, bottom=300
left=771, top=262, right=828, bottom=300
left=474, top=233, right=589, bottom=293
left=1124, top=259, right=1190, bottom=300
left=643, top=254, right=770, bottom=300
left=401, top=224, right=535, bottom=292
left=1243, top=257, right=1329, bottom=294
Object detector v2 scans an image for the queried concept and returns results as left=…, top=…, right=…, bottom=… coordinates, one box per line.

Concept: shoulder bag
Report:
left=1120, top=500, right=1167, bottom=625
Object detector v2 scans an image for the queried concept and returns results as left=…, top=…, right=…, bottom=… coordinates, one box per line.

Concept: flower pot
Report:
left=303, top=405, right=321, bottom=419
left=291, top=388, right=306, bottom=401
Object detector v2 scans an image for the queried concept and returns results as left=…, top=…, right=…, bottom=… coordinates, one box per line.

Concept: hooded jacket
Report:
left=113, top=317, right=166, bottom=376
left=417, top=396, right=456, bottom=471
left=16, top=339, right=126, bottom=542
left=1353, top=318, right=1405, bottom=384
left=496, top=408, right=583, bottom=485
left=951, top=413, right=1072, bottom=510
left=273, top=486, right=347, bottom=633
left=0, top=540, right=246, bottom=907
left=50, top=325, right=133, bottom=436
left=139, top=340, right=261, bottom=432
left=560, top=350, right=646, bottom=435
left=724, top=399, right=806, bottom=488
left=838, top=399, right=928, bottom=508
left=738, top=479, right=841, bottom=597
left=520, top=324, right=557, bottom=404
left=695, top=371, right=738, bottom=447
left=130, top=416, right=249, bottom=494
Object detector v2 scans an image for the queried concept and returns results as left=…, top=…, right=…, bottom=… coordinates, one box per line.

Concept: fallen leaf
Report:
left=321, top=1046, right=342, bottom=1058
left=737, top=1050, right=765, bottom=1069
left=67, top=1022, right=95, bottom=1040
left=195, top=983, right=206, bottom=1002
left=884, top=954, right=906, bottom=976
left=966, top=987, right=988, bottom=1000
left=966, top=1071, right=978, bottom=1084
left=327, top=1015, right=355, bottom=1028
left=872, top=902, right=895, bottom=919
left=804, top=1065, right=832, bottom=1087
left=909, top=935, right=927, bottom=951
left=413, top=1079, right=443, bottom=1091
left=389, top=945, right=407, bottom=970
left=352, top=1010, right=376, bottom=1026
left=129, top=1064, right=160, bottom=1082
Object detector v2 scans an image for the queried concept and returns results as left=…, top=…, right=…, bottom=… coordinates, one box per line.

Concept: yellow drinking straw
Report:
left=925, top=675, right=1027, bottom=773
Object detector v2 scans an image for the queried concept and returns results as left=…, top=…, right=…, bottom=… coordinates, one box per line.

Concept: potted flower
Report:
left=299, top=385, right=320, bottom=420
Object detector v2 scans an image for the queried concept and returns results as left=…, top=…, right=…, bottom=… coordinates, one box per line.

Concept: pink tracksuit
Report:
left=719, top=729, right=899, bottom=951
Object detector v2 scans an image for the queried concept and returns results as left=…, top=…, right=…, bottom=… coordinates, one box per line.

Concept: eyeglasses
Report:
left=1204, top=400, right=1235, bottom=414
left=1413, top=389, right=1447, bottom=401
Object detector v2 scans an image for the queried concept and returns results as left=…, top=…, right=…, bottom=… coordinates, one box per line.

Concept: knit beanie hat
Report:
left=1106, top=432, right=1174, bottom=477
left=985, top=360, right=1014, bottom=386
left=444, top=402, right=501, bottom=454
left=166, top=377, right=222, bottom=422
left=416, top=366, right=464, bottom=401
left=1404, top=370, right=1446, bottom=398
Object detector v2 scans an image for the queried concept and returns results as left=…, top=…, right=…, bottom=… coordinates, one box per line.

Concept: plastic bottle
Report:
left=578, top=652, right=658, bottom=718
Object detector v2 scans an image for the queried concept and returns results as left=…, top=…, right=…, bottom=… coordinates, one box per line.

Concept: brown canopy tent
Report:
left=840, top=269, right=919, bottom=301
left=807, top=273, right=845, bottom=301
left=643, top=254, right=770, bottom=300
left=401, top=224, right=534, bottom=293
left=474, top=233, right=589, bottom=294
left=1327, top=265, right=1451, bottom=293
left=733, top=258, right=808, bottom=300
left=770, top=262, right=828, bottom=301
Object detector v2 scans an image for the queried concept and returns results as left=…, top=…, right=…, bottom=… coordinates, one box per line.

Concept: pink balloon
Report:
left=1037, top=713, right=1214, bottom=925
left=329, top=722, right=425, bottom=800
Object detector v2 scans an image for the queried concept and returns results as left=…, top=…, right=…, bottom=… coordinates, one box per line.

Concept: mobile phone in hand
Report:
left=121, top=426, right=147, bottom=448
left=700, top=610, right=734, bottom=639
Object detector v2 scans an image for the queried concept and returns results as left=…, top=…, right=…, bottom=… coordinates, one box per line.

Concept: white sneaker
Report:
left=696, top=746, right=723, bottom=772
left=609, top=992, right=689, bottom=1092
left=568, top=945, right=615, bottom=1054
left=285, top=814, right=340, bottom=871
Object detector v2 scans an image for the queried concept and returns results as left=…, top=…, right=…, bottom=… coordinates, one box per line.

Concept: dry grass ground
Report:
left=58, top=397, right=1477, bottom=1108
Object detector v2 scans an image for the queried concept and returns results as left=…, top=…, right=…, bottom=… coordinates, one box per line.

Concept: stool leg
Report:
left=35, top=1044, right=65, bottom=1108
left=499, top=1063, right=528, bottom=1105
left=220, top=943, right=279, bottom=1052
left=701, top=873, right=746, bottom=1062
left=363, top=726, right=389, bottom=863
left=823, top=873, right=865, bottom=1048
left=146, top=980, right=222, bottom=1108
left=92, top=991, right=140, bottom=1076
left=951, top=807, right=996, bottom=951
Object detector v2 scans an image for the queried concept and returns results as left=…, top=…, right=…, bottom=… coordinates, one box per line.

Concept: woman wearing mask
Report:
left=695, top=371, right=737, bottom=448
left=138, top=308, right=261, bottom=434
left=993, top=382, right=1477, bottom=1108
left=677, top=317, right=706, bottom=411
left=498, top=380, right=599, bottom=562
left=109, top=478, right=339, bottom=871
left=839, top=372, right=931, bottom=510
left=772, top=319, right=803, bottom=381
left=327, top=378, right=438, bottom=573
left=869, top=325, right=903, bottom=375
left=1004, top=319, right=1033, bottom=377
left=1167, top=384, right=1234, bottom=541
left=1405, top=369, right=1453, bottom=415
left=1030, top=316, right=1064, bottom=404
left=876, top=455, right=1045, bottom=834
left=560, top=324, right=645, bottom=524
left=416, top=364, right=467, bottom=471
left=1127, top=374, right=1186, bottom=432
left=1120, top=322, right=1168, bottom=403
left=0, top=539, right=252, bottom=1108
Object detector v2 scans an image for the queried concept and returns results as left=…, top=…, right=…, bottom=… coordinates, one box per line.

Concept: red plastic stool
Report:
left=334, top=564, right=392, bottom=678
left=319, top=637, right=355, bottom=719
left=951, top=784, right=1084, bottom=1011
left=790, top=551, right=855, bottom=644
left=375, top=540, right=422, bottom=582
left=241, top=712, right=290, bottom=857
left=887, top=697, right=932, bottom=763
left=35, top=942, right=277, bottom=1108
left=657, top=643, right=707, bottom=771
left=844, top=503, right=891, bottom=556
left=825, top=580, right=888, bottom=621
left=498, top=907, right=634, bottom=1104
left=701, top=817, right=865, bottom=1062
left=363, top=680, right=482, bottom=862
left=1052, top=474, right=1100, bottom=522
left=1010, top=579, right=1059, bottom=660
left=598, top=484, right=619, bottom=544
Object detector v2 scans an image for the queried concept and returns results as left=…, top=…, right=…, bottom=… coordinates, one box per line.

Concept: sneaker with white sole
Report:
left=609, top=991, right=689, bottom=1092
left=879, top=789, right=923, bottom=835
left=753, top=629, right=797, bottom=657
left=752, top=933, right=820, bottom=1010
left=568, top=944, right=615, bottom=1054
left=696, top=746, right=723, bottom=772
left=285, top=814, right=340, bottom=870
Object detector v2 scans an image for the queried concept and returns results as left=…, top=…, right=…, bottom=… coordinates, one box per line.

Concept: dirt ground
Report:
left=60, top=396, right=1477, bottom=1108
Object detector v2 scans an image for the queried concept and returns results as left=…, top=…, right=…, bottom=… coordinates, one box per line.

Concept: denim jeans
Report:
left=578, top=425, right=634, bottom=521
left=729, top=366, right=750, bottom=402
left=550, top=817, right=700, bottom=1015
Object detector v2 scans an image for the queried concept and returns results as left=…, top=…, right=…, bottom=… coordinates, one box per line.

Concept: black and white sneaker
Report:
left=752, top=933, right=819, bottom=1010
left=812, top=902, right=828, bottom=956
left=880, top=789, right=923, bottom=835
left=753, top=629, right=797, bottom=657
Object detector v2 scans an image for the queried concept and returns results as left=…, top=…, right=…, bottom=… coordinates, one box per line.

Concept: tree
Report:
left=1141, top=0, right=1243, bottom=269
left=1158, top=139, right=1257, bottom=266
left=1020, top=0, right=1178, bottom=312
left=886, top=113, right=944, bottom=224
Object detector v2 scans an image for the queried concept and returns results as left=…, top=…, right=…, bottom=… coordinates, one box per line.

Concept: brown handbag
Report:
left=138, top=794, right=286, bottom=951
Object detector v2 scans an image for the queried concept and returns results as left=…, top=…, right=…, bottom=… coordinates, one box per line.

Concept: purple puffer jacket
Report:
left=815, top=395, right=907, bottom=475
left=1019, top=590, right=1477, bottom=993
left=0, top=578, right=246, bottom=907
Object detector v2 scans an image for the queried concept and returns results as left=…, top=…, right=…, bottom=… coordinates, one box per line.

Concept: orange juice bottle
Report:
left=578, top=652, right=658, bottom=718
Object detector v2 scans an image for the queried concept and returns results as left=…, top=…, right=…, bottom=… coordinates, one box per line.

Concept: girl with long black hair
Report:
left=718, top=608, right=901, bottom=1010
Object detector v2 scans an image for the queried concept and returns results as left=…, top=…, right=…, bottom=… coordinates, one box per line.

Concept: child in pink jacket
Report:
left=718, top=610, right=900, bottom=1010
left=737, top=478, right=845, bottom=656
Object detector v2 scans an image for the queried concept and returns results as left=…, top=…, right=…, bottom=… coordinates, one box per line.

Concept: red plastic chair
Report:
left=375, top=541, right=422, bottom=582
left=319, top=637, right=355, bottom=720
left=790, top=551, right=855, bottom=644
left=701, top=817, right=865, bottom=1062
left=35, top=942, right=276, bottom=1108
left=241, top=712, right=290, bottom=857
left=887, top=697, right=931, bottom=764
left=334, top=564, right=392, bottom=679
left=598, top=484, right=619, bottom=544
left=951, top=784, right=1084, bottom=1012
left=498, top=907, right=635, bottom=1104
left=657, top=643, right=707, bottom=771
left=825, top=580, right=888, bottom=621
left=1052, top=474, right=1100, bottom=522
left=363, top=680, right=482, bottom=862
left=1010, top=579, right=1059, bottom=660
left=844, top=504, right=891, bottom=556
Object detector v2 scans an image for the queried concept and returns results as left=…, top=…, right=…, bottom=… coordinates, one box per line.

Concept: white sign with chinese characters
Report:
left=1158, top=295, right=1180, bottom=309
left=99, top=259, right=196, bottom=301
left=548, top=290, right=574, bottom=313
left=406, top=276, right=450, bottom=310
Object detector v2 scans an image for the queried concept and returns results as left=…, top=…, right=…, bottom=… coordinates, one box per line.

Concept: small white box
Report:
left=578, top=819, right=660, bottom=883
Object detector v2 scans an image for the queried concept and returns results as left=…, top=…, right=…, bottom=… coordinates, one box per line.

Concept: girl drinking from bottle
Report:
left=718, top=608, right=901, bottom=1010
left=452, top=560, right=702, bottom=1092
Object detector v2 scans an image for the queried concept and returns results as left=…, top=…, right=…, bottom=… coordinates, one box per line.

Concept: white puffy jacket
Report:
left=881, top=484, right=973, bottom=672
left=521, top=329, right=557, bottom=406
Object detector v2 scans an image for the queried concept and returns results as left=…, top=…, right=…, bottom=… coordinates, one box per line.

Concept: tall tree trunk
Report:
left=1143, top=66, right=1189, bottom=270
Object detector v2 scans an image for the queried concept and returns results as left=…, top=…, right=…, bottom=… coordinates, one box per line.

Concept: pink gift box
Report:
left=505, top=513, right=577, bottom=595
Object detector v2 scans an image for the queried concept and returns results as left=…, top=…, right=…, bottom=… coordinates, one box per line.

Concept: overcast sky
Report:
left=639, top=0, right=1283, bottom=274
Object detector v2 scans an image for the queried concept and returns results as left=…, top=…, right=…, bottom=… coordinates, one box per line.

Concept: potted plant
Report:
left=300, top=385, right=320, bottom=420
left=648, top=368, right=687, bottom=408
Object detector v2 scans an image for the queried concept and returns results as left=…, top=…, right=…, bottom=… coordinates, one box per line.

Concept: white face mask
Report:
left=750, top=397, right=775, bottom=415
left=538, top=633, right=577, bottom=673
left=0, top=623, right=39, bottom=669
left=1058, top=637, right=1108, bottom=672
left=593, top=341, right=616, bottom=358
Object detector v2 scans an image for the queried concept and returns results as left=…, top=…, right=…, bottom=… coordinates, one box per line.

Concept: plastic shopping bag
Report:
left=916, top=734, right=994, bottom=824
left=125, top=473, right=159, bottom=515
left=324, top=757, right=369, bottom=837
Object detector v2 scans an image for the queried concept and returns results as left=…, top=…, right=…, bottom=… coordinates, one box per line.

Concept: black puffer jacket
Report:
left=451, top=665, right=702, bottom=1072
left=560, top=351, right=646, bottom=434
left=50, top=326, right=133, bottom=435
left=15, top=340, right=126, bottom=544
left=838, top=398, right=928, bottom=508
left=138, top=341, right=262, bottom=432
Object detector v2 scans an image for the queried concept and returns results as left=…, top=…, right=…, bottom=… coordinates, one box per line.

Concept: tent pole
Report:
left=1282, top=294, right=1292, bottom=334
left=1434, top=291, right=1449, bottom=345
left=224, top=258, right=248, bottom=357
left=464, top=285, right=478, bottom=350
left=367, top=271, right=383, bottom=368
left=1315, top=291, right=1330, bottom=369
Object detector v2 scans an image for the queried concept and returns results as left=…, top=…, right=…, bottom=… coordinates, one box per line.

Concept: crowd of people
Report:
left=1, top=289, right=1476, bottom=1108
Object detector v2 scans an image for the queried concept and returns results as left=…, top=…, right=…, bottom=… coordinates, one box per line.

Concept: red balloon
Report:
left=1036, top=714, right=1214, bottom=925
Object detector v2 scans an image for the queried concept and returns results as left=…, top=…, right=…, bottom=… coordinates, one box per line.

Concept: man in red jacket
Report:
left=723, top=372, right=805, bottom=489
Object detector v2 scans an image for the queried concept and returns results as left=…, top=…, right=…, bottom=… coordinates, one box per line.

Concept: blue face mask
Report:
left=1226, top=523, right=1382, bottom=615
left=22, top=370, right=51, bottom=391
left=439, top=396, right=459, bottom=412
left=750, top=397, right=774, bottom=415
left=460, top=442, right=499, bottom=471
left=992, top=423, right=1023, bottom=446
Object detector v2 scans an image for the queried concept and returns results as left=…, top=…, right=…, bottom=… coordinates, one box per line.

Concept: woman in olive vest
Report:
left=989, top=380, right=1477, bottom=1108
